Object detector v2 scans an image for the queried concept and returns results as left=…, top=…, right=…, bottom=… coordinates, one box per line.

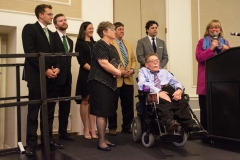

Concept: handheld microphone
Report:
left=213, top=32, right=218, bottom=40
left=230, top=32, right=240, bottom=36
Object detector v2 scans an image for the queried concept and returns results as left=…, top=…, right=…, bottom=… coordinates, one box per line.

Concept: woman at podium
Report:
left=195, top=19, right=230, bottom=141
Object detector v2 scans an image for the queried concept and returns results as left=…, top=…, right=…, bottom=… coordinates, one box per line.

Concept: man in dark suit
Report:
left=136, top=20, right=169, bottom=68
left=22, top=4, right=63, bottom=156
left=52, top=13, right=74, bottom=141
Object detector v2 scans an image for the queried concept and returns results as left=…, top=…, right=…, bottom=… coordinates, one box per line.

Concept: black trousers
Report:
left=108, top=83, right=134, bottom=131
left=55, top=81, right=71, bottom=136
left=198, top=95, right=207, bottom=130
left=26, top=82, right=57, bottom=148
left=156, top=98, right=196, bottom=129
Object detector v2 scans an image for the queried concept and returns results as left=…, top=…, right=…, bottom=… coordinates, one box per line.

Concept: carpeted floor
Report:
left=1, top=132, right=240, bottom=160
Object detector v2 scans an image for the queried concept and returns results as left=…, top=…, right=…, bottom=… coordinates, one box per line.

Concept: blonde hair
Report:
left=203, top=19, right=224, bottom=37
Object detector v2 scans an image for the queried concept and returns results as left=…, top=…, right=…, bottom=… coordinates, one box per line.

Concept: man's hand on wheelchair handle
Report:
left=159, top=91, right=171, bottom=102
left=172, top=89, right=182, bottom=101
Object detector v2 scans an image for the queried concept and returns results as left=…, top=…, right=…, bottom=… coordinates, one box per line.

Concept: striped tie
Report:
left=62, top=35, right=68, bottom=52
left=119, top=42, right=128, bottom=67
left=43, top=27, right=50, bottom=43
left=154, top=73, right=161, bottom=89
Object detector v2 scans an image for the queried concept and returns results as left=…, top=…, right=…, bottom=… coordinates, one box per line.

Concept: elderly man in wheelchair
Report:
left=132, top=53, right=207, bottom=147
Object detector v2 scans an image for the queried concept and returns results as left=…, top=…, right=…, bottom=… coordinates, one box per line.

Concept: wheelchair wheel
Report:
left=172, top=133, right=187, bottom=147
left=142, top=132, right=154, bottom=147
left=132, top=117, right=142, bottom=142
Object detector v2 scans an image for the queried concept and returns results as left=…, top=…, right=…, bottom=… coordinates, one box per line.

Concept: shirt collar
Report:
left=148, top=35, right=156, bottom=41
left=57, top=30, right=66, bottom=38
left=146, top=67, right=160, bottom=74
left=38, top=21, right=47, bottom=29
left=115, top=38, right=123, bottom=44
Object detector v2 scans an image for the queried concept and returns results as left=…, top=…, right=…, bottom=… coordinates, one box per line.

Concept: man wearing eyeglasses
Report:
left=137, top=53, right=200, bottom=133
left=22, top=4, right=63, bottom=156
left=136, top=20, right=168, bottom=68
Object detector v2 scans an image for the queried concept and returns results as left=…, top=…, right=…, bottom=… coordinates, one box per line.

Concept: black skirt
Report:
left=75, top=68, right=90, bottom=104
left=89, top=80, right=115, bottom=117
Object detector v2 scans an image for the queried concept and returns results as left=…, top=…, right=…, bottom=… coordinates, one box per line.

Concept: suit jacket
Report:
left=136, top=36, right=168, bottom=68
left=22, top=21, right=59, bottom=83
left=53, top=31, right=73, bottom=85
left=112, top=39, right=136, bottom=87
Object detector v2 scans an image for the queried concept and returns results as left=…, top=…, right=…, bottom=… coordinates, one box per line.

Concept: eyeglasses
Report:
left=147, top=59, right=159, bottom=63
left=46, top=13, right=54, bottom=17
left=209, top=26, right=220, bottom=29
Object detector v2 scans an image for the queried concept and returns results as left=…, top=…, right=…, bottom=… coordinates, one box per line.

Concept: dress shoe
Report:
left=121, top=129, right=132, bottom=134
left=90, top=131, right=98, bottom=139
left=188, top=124, right=201, bottom=132
left=108, top=130, right=117, bottom=136
left=97, top=144, right=111, bottom=151
left=166, top=120, right=180, bottom=132
left=84, top=135, right=92, bottom=140
left=59, top=134, right=76, bottom=141
left=25, top=147, right=35, bottom=156
left=50, top=141, right=64, bottom=149
left=83, top=128, right=92, bottom=139
left=107, top=143, right=116, bottom=147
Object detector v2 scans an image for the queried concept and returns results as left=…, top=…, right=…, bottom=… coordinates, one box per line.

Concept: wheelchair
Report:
left=132, top=87, right=208, bottom=148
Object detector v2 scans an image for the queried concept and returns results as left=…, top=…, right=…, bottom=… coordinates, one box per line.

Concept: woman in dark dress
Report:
left=75, top=21, right=98, bottom=139
left=88, top=21, right=121, bottom=151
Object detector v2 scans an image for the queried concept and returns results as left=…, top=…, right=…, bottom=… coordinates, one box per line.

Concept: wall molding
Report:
left=34, top=0, right=71, bottom=6
left=0, top=9, right=83, bottom=21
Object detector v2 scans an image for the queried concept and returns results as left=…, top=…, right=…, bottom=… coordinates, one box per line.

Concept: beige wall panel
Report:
left=192, top=0, right=240, bottom=87
left=200, top=0, right=240, bottom=47
left=114, top=0, right=141, bottom=131
left=191, top=0, right=198, bottom=87
left=0, top=0, right=82, bottom=19
left=140, top=0, right=166, bottom=41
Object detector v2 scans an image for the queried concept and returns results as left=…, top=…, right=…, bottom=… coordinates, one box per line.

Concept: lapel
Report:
left=55, top=32, right=65, bottom=51
left=112, top=39, right=124, bottom=68
left=35, top=21, right=50, bottom=46
left=155, top=38, right=160, bottom=53
left=122, top=39, right=130, bottom=63
left=144, top=36, right=154, bottom=53
left=66, top=36, right=73, bottom=52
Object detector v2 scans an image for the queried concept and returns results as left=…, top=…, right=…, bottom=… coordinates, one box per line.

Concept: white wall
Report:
left=166, top=0, right=197, bottom=99
left=0, top=0, right=113, bottom=148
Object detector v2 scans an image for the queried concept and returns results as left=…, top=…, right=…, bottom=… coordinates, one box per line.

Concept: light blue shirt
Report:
left=137, top=67, right=184, bottom=93
left=115, top=39, right=128, bottom=58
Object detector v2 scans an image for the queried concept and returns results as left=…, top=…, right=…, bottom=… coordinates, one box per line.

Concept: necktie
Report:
left=62, top=35, right=69, bottom=52
left=43, top=27, right=50, bottom=43
left=152, top=38, right=157, bottom=53
left=119, top=42, right=128, bottom=67
left=154, top=73, right=161, bottom=89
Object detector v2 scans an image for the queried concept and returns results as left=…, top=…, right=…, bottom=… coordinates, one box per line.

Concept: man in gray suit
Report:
left=136, top=20, right=168, bottom=68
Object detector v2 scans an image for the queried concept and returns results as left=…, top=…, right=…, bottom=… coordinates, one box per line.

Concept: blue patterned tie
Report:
left=62, top=35, right=69, bottom=52
left=152, top=38, right=157, bottom=53
left=119, top=42, right=128, bottom=67
left=154, top=73, right=161, bottom=89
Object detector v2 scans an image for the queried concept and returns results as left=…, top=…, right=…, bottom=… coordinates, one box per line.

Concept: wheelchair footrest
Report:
left=161, top=133, right=182, bottom=142
left=187, top=130, right=208, bottom=141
